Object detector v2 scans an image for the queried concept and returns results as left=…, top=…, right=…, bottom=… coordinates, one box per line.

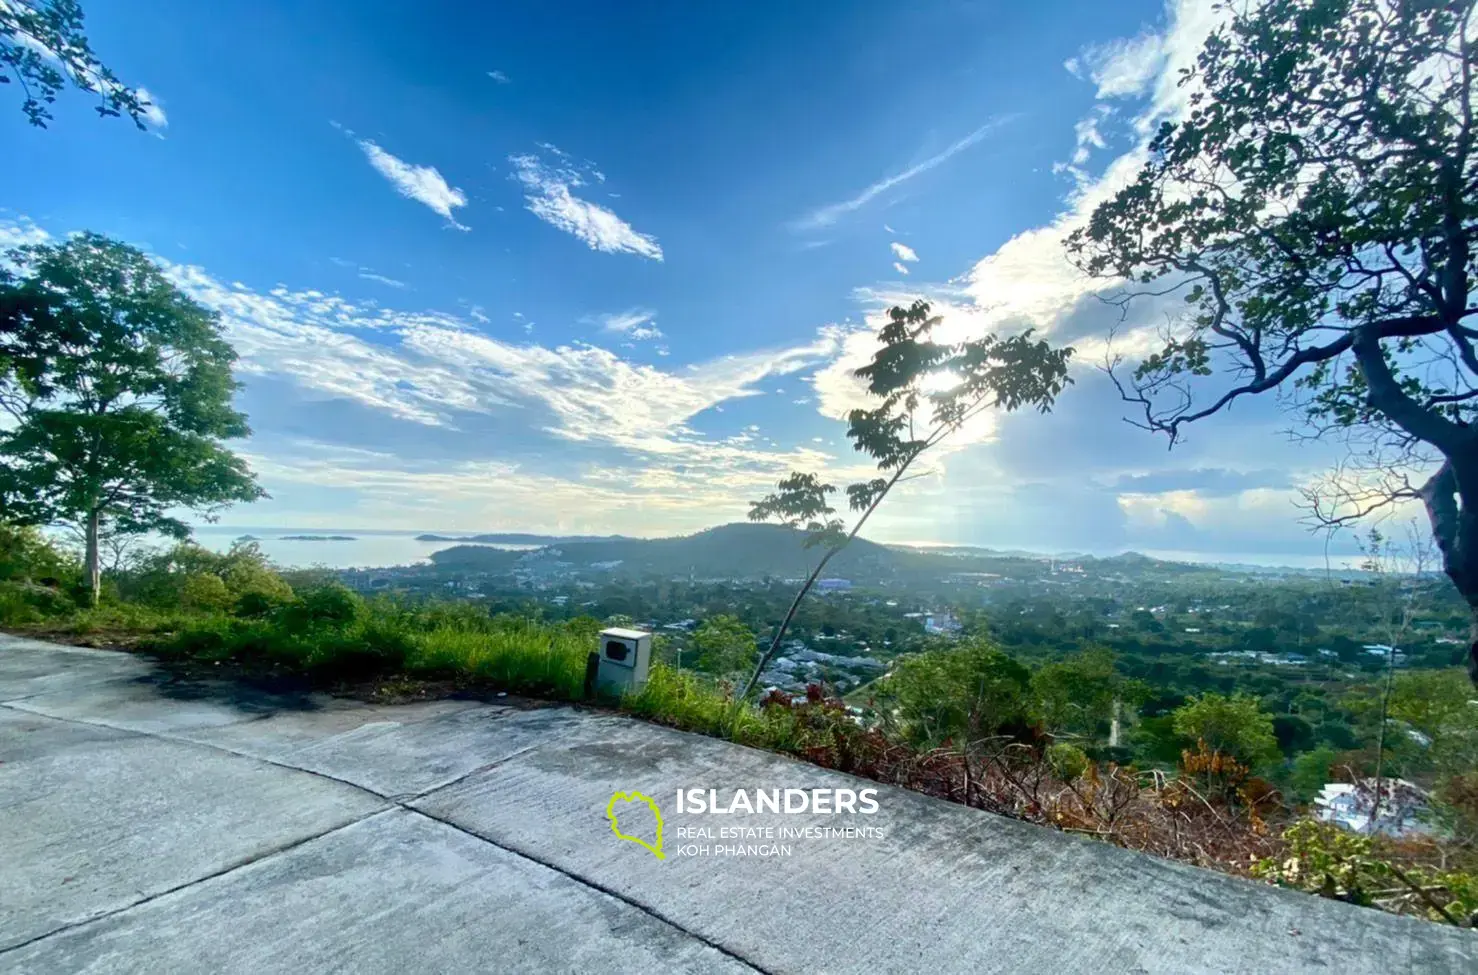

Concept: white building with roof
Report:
left=1314, top=778, right=1432, bottom=837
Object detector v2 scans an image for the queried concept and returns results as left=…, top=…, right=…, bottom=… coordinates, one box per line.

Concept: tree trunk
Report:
left=83, top=508, right=101, bottom=607
left=1416, top=459, right=1478, bottom=685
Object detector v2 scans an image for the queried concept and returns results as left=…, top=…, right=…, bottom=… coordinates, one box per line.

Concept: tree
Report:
left=1030, top=646, right=1126, bottom=739
left=690, top=614, right=757, bottom=676
left=0, top=233, right=264, bottom=604
left=872, top=639, right=1032, bottom=749
left=1067, top=0, right=1478, bottom=684
left=1289, top=744, right=1342, bottom=802
left=2, top=1, right=150, bottom=128
left=743, top=300, right=1073, bottom=697
left=1172, top=692, right=1282, bottom=769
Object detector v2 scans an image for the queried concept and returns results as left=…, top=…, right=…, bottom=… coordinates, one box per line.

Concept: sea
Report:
left=190, top=527, right=537, bottom=569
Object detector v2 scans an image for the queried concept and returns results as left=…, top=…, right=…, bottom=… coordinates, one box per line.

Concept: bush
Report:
left=1253, top=819, right=1478, bottom=925
left=180, top=573, right=233, bottom=611
left=280, top=584, right=364, bottom=629
left=234, top=588, right=291, bottom=618
left=0, top=580, right=76, bottom=625
left=0, top=523, right=78, bottom=585
left=1047, top=742, right=1091, bottom=781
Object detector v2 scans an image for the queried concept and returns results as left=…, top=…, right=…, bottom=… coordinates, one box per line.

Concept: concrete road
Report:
left=1, top=635, right=1473, bottom=974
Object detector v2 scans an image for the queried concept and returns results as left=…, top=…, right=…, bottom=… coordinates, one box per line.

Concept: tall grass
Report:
left=410, top=620, right=588, bottom=699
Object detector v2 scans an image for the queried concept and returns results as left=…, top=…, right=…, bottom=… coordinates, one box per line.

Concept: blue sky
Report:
left=3, top=0, right=1377, bottom=563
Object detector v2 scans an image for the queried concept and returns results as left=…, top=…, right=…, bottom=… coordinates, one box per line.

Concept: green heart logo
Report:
left=606, top=790, right=665, bottom=860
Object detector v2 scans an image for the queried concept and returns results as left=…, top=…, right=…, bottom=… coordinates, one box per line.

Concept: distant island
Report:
left=414, top=532, right=634, bottom=545
left=278, top=535, right=357, bottom=541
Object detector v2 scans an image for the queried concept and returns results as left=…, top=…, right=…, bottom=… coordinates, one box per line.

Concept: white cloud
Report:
left=893, top=262, right=910, bottom=275
left=509, top=151, right=662, bottom=260
left=358, top=140, right=469, bottom=230
left=890, top=242, right=918, bottom=262
left=1065, top=31, right=1167, bottom=99
left=1070, top=104, right=1113, bottom=166
left=135, top=87, right=168, bottom=129
left=357, top=271, right=406, bottom=288
left=487, top=70, right=510, bottom=84
left=795, top=115, right=1017, bottom=230
left=594, top=307, right=664, bottom=341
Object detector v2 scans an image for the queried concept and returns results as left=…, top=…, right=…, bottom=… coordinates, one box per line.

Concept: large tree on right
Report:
left=1068, top=0, right=1478, bottom=683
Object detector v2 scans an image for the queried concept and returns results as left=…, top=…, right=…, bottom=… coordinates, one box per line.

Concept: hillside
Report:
left=429, top=522, right=912, bottom=580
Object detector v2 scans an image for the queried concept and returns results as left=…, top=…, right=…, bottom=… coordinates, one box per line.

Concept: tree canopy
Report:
left=1172, top=692, right=1282, bottom=769
left=0, top=233, right=263, bottom=601
left=2, top=1, right=149, bottom=128
left=1068, top=0, right=1478, bottom=681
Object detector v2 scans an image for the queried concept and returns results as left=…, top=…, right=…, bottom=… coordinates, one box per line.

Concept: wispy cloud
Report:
left=794, top=115, right=1017, bottom=230
left=890, top=241, right=919, bottom=262
left=893, top=262, right=910, bottom=276
left=593, top=307, right=664, bottom=341
left=358, top=270, right=406, bottom=288
left=1065, top=31, right=1167, bottom=99
left=509, top=150, right=662, bottom=260
left=135, top=87, right=168, bottom=129
left=358, top=140, right=469, bottom=230
left=487, top=70, right=511, bottom=84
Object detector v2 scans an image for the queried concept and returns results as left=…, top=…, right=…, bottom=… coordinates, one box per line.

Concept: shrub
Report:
left=1047, top=742, right=1091, bottom=781
left=0, top=523, right=78, bottom=585
left=234, top=588, right=291, bottom=618
left=1253, top=819, right=1478, bottom=925
left=280, top=584, right=364, bottom=629
left=180, top=573, right=233, bottom=611
left=0, top=582, right=41, bottom=625
left=0, top=579, right=76, bottom=625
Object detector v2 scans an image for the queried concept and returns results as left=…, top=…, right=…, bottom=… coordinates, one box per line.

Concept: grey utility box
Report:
left=598, top=627, right=652, bottom=692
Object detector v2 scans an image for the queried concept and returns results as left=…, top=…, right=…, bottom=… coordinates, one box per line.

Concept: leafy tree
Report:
left=872, top=639, right=1032, bottom=748
left=744, top=300, right=1072, bottom=696
left=1067, top=0, right=1478, bottom=683
left=1272, top=713, right=1317, bottom=756
left=2, top=1, right=150, bottom=128
left=691, top=614, right=757, bottom=676
left=0, top=234, right=263, bottom=604
left=1030, top=646, right=1132, bottom=738
left=1172, top=692, right=1282, bottom=768
left=1289, top=745, right=1342, bottom=803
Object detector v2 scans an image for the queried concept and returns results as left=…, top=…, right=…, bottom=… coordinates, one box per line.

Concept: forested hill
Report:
left=430, top=523, right=902, bottom=578
left=425, top=522, right=1215, bottom=582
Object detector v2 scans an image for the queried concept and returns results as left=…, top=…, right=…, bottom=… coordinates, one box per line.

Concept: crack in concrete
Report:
left=0, top=700, right=772, bottom=973
left=0, top=809, right=395, bottom=957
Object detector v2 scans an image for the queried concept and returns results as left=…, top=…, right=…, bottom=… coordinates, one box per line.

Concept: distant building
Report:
left=924, top=611, right=961, bottom=635
left=1315, top=779, right=1432, bottom=837
left=816, top=578, right=852, bottom=592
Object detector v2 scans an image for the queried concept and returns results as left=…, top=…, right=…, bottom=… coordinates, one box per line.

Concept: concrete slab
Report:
left=415, top=717, right=1478, bottom=975
left=0, top=639, right=152, bottom=703
left=5, top=673, right=327, bottom=735
left=181, top=698, right=604, bottom=797
left=2, top=809, right=756, bottom=975
left=0, top=708, right=386, bottom=951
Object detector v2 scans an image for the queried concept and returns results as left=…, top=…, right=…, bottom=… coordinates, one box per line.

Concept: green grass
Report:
left=2, top=579, right=831, bottom=764
left=409, top=621, right=589, bottom=699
